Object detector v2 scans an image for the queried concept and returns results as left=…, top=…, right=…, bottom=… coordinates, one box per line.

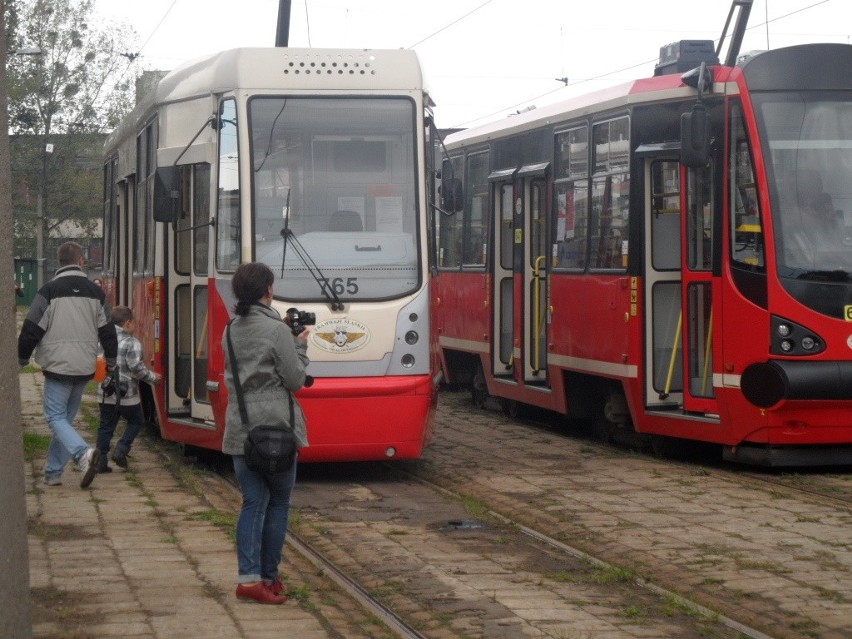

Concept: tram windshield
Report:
left=249, top=96, right=419, bottom=301
left=756, top=92, right=852, bottom=282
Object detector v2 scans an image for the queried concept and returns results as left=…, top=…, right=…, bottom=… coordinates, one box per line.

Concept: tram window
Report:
left=463, top=152, right=489, bottom=267
left=175, top=167, right=192, bottom=275
left=193, top=164, right=210, bottom=276
left=530, top=178, right=547, bottom=268
left=687, top=165, right=714, bottom=271
left=555, top=127, right=588, bottom=180
left=729, top=104, right=764, bottom=269
left=590, top=117, right=629, bottom=270
left=499, top=183, right=514, bottom=271
left=591, top=173, right=629, bottom=270
left=216, top=99, right=241, bottom=272
left=553, top=125, right=590, bottom=271
left=552, top=182, right=588, bottom=270
left=438, top=156, right=464, bottom=269
left=134, top=132, right=146, bottom=275
left=144, top=120, right=157, bottom=276
left=651, top=161, right=680, bottom=271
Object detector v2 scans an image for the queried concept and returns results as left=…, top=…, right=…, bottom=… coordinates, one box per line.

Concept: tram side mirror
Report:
left=441, top=177, right=463, bottom=214
left=153, top=166, right=182, bottom=223
left=680, top=103, right=711, bottom=168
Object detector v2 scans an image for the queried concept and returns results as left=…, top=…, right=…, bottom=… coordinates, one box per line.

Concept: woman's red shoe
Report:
left=269, top=578, right=292, bottom=596
left=236, top=582, right=287, bottom=604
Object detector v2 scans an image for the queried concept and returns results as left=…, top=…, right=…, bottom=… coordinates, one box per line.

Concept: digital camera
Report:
left=284, top=307, right=316, bottom=336
left=101, top=373, right=128, bottom=398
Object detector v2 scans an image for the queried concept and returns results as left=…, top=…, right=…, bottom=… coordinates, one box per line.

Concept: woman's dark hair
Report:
left=232, top=262, right=274, bottom=316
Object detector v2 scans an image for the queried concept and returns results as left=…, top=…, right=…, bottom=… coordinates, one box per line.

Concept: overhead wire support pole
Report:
left=717, top=0, right=754, bottom=66
left=276, top=0, right=292, bottom=47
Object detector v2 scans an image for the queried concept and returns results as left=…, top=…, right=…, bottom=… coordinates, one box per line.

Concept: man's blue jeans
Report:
left=43, top=376, right=91, bottom=481
left=232, top=455, right=297, bottom=583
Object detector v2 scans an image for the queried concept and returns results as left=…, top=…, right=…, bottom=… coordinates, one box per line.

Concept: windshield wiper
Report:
left=279, top=189, right=344, bottom=310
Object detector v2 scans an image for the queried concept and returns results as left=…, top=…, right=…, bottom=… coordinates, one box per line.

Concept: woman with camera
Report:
left=222, top=262, right=310, bottom=604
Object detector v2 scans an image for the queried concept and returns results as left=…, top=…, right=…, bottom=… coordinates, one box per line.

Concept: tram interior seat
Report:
left=328, top=209, right=363, bottom=232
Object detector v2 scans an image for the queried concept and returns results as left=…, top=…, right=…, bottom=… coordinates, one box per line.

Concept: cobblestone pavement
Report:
left=21, top=371, right=350, bottom=639
left=415, top=391, right=852, bottom=639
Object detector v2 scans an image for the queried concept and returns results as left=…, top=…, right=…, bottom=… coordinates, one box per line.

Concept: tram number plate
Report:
left=846, top=305, right=852, bottom=321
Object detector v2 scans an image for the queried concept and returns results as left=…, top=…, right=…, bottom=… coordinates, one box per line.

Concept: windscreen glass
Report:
left=249, top=97, right=419, bottom=301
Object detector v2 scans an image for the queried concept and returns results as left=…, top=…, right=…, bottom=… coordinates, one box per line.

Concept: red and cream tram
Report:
left=102, top=47, right=438, bottom=462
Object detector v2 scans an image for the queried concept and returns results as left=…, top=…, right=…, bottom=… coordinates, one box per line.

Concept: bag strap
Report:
left=226, top=318, right=294, bottom=428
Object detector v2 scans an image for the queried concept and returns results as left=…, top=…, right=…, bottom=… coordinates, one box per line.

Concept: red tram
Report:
left=431, top=3, right=852, bottom=465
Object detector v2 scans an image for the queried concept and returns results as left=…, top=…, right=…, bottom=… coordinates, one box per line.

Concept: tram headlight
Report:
left=405, top=330, right=419, bottom=345
left=777, top=323, right=792, bottom=337
left=401, top=354, right=415, bottom=368
left=801, top=336, right=816, bottom=350
left=780, top=339, right=794, bottom=352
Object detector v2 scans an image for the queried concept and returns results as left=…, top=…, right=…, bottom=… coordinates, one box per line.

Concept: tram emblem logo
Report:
left=312, top=318, right=370, bottom=353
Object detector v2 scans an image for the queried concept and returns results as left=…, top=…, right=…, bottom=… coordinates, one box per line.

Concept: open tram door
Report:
left=641, top=143, right=719, bottom=417
left=155, top=159, right=215, bottom=429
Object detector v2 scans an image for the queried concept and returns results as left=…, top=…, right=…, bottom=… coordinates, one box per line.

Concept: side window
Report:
left=687, top=164, right=714, bottom=271
left=438, top=155, right=464, bottom=269
left=553, top=126, right=589, bottom=270
left=145, top=121, right=157, bottom=276
left=134, top=131, right=146, bottom=275
left=216, top=99, right=241, bottom=272
left=463, top=152, right=489, bottom=266
left=591, top=117, right=629, bottom=270
left=730, top=103, right=764, bottom=269
left=174, top=163, right=211, bottom=276
left=194, top=164, right=211, bottom=276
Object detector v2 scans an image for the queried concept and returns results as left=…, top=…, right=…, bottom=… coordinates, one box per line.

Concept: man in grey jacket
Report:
left=18, top=242, right=117, bottom=488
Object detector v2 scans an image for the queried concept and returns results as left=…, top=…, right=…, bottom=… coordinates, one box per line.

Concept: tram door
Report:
left=643, top=156, right=684, bottom=408
left=519, top=164, right=550, bottom=384
left=490, top=169, right=518, bottom=379
left=643, top=155, right=718, bottom=413
left=681, top=163, right=718, bottom=413
left=167, top=163, right=213, bottom=423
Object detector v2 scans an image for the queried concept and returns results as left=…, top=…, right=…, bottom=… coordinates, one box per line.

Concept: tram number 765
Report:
left=321, top=277, right=359, bottom=296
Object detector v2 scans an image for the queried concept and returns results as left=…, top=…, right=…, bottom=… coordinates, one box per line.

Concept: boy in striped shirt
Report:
left=96, top=306, right=161, bottom=472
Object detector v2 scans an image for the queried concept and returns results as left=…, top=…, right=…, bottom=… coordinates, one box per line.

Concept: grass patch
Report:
left=188, top=509, right=237, bottom=542
left=23, top=431, right=51, bottom=461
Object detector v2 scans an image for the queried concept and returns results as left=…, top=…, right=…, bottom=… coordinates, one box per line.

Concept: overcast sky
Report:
left=94, top=0, right=849, bottom=128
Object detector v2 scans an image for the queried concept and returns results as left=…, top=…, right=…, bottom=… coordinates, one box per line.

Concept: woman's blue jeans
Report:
left=232, top=455, right=297, bottom=583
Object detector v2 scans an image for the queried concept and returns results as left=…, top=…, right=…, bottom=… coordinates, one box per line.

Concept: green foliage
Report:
left=5, top=0, right=139, bottom=259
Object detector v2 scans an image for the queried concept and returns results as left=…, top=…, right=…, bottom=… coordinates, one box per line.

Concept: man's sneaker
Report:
left=79, top=448, right=101, bottom=489
left=110, top=448, right=128, bottom=469
left=43, top=476, right=62, bottom=486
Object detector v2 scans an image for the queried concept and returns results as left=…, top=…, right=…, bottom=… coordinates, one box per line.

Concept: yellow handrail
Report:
left=661, top=310, right=682, bottom=400
left=701, top=312, right=713, bottom=396
left=532, top=255, right=546, bottom=372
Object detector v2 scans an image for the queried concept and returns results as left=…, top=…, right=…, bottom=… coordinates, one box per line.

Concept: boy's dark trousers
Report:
left=97, top=402, right=146, bottom=458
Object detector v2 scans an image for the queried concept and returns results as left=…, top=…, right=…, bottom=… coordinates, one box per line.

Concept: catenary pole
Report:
left=276, top=0, right=292, bottom=47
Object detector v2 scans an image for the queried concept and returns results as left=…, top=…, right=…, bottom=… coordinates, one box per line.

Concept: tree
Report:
left=5, top=0, right=138, bottom=279
left=0, top=1, right=33, bottom=635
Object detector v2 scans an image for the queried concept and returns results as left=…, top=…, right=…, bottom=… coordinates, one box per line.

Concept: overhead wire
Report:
left=448, top=0, right=833, bottom=129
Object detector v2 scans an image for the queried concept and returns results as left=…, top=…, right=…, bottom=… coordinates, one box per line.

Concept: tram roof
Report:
left=106, top=47, right=426, bottom=156
left=157, top=47, right=424, bottom=103
left=444, top=73, right=699, bottom=148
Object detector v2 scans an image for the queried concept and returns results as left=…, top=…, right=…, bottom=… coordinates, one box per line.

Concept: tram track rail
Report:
left=218, top=474, right=429, bottom=639
left=394, top=465, right=777, bottom=639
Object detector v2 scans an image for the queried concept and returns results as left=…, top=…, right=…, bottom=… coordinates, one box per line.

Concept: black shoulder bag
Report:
left=226, top=321, right=298, bottom=474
